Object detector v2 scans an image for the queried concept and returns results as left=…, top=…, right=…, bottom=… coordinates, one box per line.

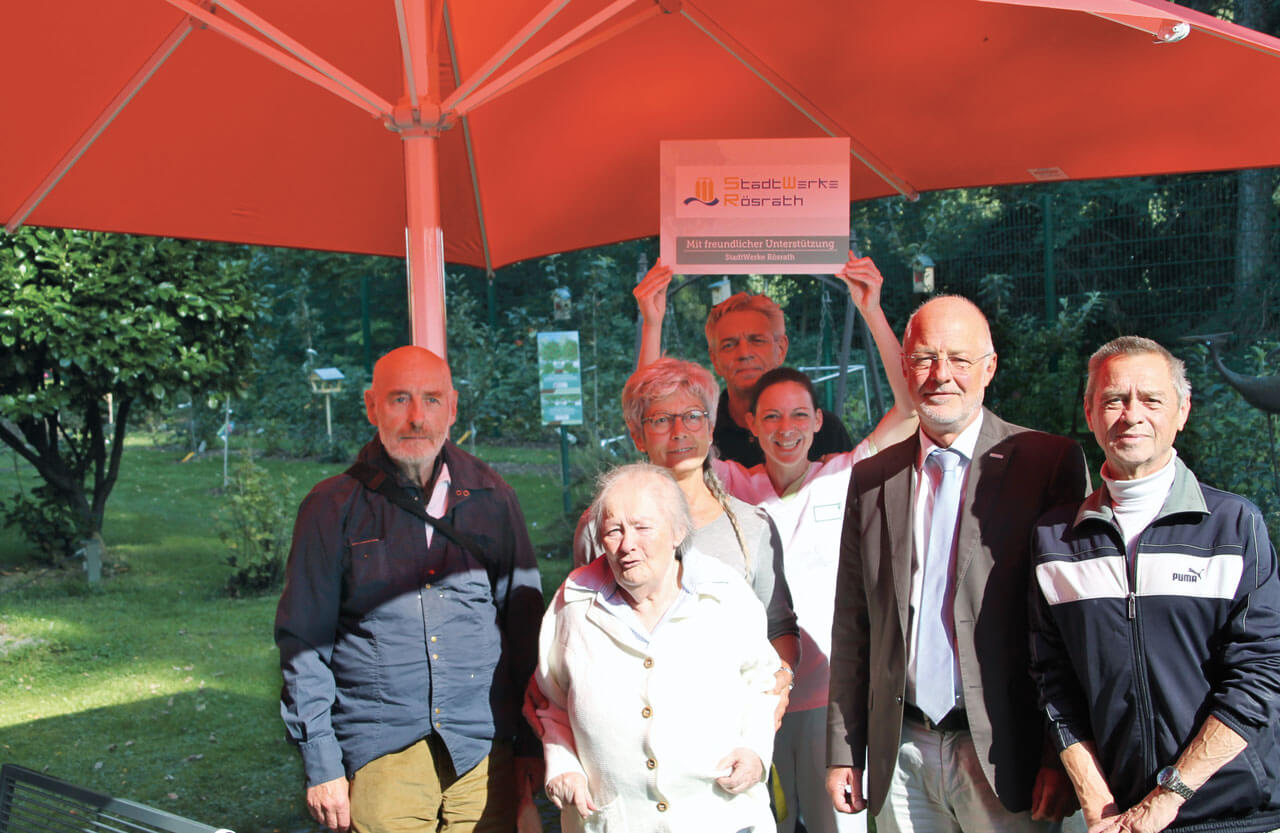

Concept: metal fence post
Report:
left=1042, top=191, right=1056, bottom=322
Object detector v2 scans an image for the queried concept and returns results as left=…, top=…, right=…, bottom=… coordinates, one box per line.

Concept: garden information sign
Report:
left=537, top=330, right=583, bottom=426
left=659, top=137, right=850, bottom=274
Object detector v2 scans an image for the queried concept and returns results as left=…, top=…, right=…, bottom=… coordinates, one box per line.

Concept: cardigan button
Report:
left=656, top=801, right=668, bottom=812
left=646, top=758, right=656, bottom=770
left=641, top=706, right=652, bottom=718
left=895, top=695, right=904, bottom=705
left=643, top=657, right=654, bottom=669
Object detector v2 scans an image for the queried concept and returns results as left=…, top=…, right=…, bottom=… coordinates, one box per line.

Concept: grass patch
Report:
left=0, top=438, right=587, bottom=831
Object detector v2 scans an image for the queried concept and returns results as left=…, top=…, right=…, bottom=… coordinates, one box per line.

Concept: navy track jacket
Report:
left=1030, top=459, right=1280, bottom=832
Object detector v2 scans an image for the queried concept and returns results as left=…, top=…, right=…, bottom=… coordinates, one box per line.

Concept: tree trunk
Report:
left=83, top=531, right=104, bottom=584
left=1233, top=168, right=1277, bottom=333
left=1231, top=0, right=1278, bottom=334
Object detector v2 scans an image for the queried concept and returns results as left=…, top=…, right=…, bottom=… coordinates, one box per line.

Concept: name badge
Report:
left=812, top=502, right=843, bottom=523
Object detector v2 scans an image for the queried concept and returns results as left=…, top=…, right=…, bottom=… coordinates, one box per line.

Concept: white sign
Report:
left=660, top=138, right=851, bottom=274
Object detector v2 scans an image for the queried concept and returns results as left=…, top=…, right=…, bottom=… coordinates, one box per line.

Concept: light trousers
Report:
left=349, top=735, right=515, bottom=833
left=875, top=719, right=1060, bottom=833
left=775, top=708, right=866, bottom=833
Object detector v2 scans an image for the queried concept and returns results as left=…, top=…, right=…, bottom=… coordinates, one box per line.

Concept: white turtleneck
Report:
left=1102, top=450, right=1178, bottom=560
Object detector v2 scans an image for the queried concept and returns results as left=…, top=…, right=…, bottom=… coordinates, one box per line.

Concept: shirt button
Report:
left=435, top=708, right=441, bottom=714
left=643, top=657, right=654, bottom=669
left=646, top=758, right=656, bottom=770
left=641, top=706, right=652, bottom=718
left=435, top=722, right=441, bottom=729
left=430, top=636, right=438, bottom=642
left=656, top=801, right=668, bottom=812
left=432, top=654, right=439, bottom=660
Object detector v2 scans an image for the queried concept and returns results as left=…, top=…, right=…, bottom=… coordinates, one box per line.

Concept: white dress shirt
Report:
left=905, top=412, right=984, bottom=712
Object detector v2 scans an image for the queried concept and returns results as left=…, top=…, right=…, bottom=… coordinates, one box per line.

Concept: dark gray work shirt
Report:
left=275, top=436, right=543, bottom=786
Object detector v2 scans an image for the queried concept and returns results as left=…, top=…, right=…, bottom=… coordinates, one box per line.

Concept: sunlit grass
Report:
left=0, top=437, right=576, bottom=831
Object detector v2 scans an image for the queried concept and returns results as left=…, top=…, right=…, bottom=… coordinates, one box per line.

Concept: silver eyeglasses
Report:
left=905, top=352, right=992, bottom=375
left=641, top=409, right=709, bottom=433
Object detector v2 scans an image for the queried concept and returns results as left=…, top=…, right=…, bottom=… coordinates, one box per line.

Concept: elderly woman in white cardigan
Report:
left=536, top=463, right=781, bottom=833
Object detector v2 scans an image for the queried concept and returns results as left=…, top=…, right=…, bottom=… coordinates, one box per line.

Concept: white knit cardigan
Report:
left=536, top=549, right=781, bottom=833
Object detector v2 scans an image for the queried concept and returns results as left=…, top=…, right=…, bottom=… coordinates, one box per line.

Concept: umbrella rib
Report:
left=443, top=3, right=495, bottom=274
left=5, top=17, right=194, bottom=232
left=465, top=5, right=661, bottom=107
left=440, top=0, right=574, bottom=114
left=396, top=0, right=422, bottom=108
left=1191, top=22, right=1280, bottom=58
left=161, top=0, right=395, bottom=118
left=451, top=0, right=648, bottom=118
left=394, top=0, right=445, bottom=113
left=983, top=0, right=1280, bottom=56
left=677, top=2, right=919, bottom=201
left=210, top=0, right=396, bottom=113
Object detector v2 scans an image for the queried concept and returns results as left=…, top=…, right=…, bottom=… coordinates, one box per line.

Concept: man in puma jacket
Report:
left=1029, top=336, right=1280, bottom=833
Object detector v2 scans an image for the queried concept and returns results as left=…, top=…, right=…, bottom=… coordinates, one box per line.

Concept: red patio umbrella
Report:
left=3, top=0, right=1278, bottom=355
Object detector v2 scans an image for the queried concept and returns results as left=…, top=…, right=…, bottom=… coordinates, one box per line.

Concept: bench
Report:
left=0, top=764, right=234, bottom=833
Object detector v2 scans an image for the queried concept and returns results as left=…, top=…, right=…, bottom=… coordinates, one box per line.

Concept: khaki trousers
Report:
left=876, top=720, right=1058, bottom=833
left=349, top=735, right=515, bottom=833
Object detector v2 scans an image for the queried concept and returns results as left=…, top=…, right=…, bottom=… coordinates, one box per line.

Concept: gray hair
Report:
left=1086, top=336, right=1191, bottom=406
left=704, top=292, right=786, bottom=354
left=588, top=463, right=693, bottom=552
left=621, top=358, right=719, bottom=437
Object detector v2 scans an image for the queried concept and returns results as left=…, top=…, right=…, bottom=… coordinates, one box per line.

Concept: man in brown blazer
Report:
left=826, top=296, right=1089, bottom=832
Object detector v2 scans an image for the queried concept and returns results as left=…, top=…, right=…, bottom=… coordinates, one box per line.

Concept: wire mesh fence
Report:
left=858, top=171, right=1279, bottom=340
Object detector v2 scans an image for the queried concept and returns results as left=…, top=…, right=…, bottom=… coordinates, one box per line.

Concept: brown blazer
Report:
left=826, top=409, right=1088, bottom=815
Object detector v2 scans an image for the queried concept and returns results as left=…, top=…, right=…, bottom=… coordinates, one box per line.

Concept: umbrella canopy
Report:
left=3, top=0, right=1279, bottom=352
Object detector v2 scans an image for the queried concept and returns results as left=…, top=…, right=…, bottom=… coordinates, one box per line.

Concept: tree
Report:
left=0, top=228, right=257, bottom=580
left=1178, top=0, right=1280, bottom=334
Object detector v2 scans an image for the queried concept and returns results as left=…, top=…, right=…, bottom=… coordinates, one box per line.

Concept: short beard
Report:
left=916, top=402, right=978, bottom=436
left=381, top=430, right=443, bottom=470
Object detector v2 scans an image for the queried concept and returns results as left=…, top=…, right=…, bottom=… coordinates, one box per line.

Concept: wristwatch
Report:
left=1156, top=765, right=1196, bottom=800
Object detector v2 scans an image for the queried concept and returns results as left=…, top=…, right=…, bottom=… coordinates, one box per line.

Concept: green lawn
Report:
left=0, top=438, right=583, bottom=832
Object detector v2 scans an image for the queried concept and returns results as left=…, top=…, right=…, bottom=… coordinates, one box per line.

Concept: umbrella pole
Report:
left=404, top=133, right=448, bottom=357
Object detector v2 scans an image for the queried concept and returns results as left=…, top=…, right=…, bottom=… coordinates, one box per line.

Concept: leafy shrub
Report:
left=238, top=357, right=369, bottom=461
left=979, top=272, right=1104, bottom=441
left=218, top=455, right=296, bottom=596
left=1180, top=340, right=1280, bottom=542
left=1, top=482, right=80, bottom=565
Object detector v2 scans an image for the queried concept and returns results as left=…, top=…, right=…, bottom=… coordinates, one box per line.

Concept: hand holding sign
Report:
left=633, top=259, right=673, bottom=326
left=836, top=253, right=884, bottom=316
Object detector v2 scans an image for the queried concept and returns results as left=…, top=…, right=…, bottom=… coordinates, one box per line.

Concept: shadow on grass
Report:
left=0, top=690, right=568, bottom=833
left=0, top=690, right=309, bottom=833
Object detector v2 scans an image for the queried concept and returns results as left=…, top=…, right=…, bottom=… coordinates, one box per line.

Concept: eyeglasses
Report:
left=641, top=409, right=709, bottom=433
left=905, top=352, right=992, bottom=375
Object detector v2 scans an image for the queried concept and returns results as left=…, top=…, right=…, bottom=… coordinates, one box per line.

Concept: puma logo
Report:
left=1171, top=566, right=1206, bottom=583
